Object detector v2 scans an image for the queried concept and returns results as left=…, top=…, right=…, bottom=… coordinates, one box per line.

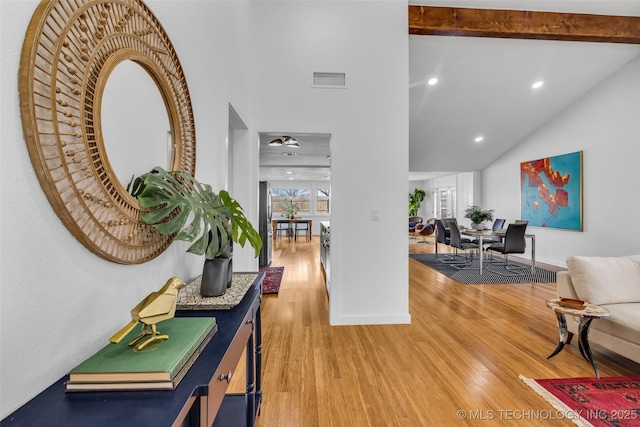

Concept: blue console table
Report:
left=1, top=273, right=264, bottom=427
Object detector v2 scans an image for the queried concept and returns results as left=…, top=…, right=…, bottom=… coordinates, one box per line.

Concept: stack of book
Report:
left=66, top=317, right=217, bottom=391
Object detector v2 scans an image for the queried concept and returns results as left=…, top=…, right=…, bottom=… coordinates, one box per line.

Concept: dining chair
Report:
left=472, top=218, right=506, bottom=246
left=442, top=218, right=457, bottom=229
left=486, top=222, right=529, bottom=275
left=447, top=221, right=479, bottom=269
left=294, top=220, right=310, bottom=241
left=435, top=219, right=462, bottom=262
left=275, top=221, right=290, bottom=240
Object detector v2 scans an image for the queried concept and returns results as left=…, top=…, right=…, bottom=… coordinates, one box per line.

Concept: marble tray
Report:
left=177, top=273, right=259, bottom=310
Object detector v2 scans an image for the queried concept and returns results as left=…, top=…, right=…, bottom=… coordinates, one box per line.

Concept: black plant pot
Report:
left=200, top=238, right=233, bottom=297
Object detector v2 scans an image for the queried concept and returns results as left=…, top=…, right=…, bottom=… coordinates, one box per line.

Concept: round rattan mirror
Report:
left=19, top=0, right=196, bottom=264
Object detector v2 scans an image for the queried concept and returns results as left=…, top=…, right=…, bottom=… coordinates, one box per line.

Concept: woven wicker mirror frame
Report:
left=19, top=0, right=196, bottom=264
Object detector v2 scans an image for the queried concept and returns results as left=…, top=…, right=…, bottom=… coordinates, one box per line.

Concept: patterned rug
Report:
left=259, top=266, right=284, bottom=294
left=409, top=253, right=557, bottom=284
left=520, top=375, right=640, bottom=427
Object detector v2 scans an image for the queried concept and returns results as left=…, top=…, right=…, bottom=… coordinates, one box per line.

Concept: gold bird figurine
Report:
left=110, top=277, right=186, bottom=350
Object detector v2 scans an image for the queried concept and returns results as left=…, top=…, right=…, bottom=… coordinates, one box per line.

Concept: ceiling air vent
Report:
left=312, top=72, right=347, bottom=89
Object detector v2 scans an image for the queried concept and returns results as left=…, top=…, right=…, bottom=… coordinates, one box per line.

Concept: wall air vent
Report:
left=312, top=72, right=347, bottom=89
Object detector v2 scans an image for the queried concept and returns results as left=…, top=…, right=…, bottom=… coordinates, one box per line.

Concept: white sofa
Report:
left=556, top=254, right=640, bottom=365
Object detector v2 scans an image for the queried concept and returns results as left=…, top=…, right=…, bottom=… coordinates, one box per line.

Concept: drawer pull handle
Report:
left=218, top=371, right=233, bottom=383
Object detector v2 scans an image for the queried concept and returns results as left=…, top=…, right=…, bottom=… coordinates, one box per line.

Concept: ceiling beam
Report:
left=409, top=6, right=640, bottom=44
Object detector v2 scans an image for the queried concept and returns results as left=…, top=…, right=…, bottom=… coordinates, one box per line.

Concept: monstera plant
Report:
left=129, top=167, right=262, bottom=296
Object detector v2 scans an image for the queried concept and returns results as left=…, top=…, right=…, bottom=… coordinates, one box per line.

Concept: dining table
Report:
left=272, top=218, right=313, bottom=241
left=460, top=228, right=536, bottom=275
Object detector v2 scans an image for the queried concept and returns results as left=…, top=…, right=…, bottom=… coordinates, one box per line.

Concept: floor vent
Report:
left=312, top=72, right=346, bottom=88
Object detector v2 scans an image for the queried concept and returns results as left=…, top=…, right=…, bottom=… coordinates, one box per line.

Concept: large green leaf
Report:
left=132, top=167, right=264, bottom=260
left=219, top=190, right=262, bottom=258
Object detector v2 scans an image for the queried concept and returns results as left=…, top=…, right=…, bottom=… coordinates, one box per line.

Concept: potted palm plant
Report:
left=409, top=188, right=426, bottom=216
left=280, top=199, right=298, bottom=219
left=464, top=205, right=495, bottom=230
left=129, top=167, right=262, bottom=297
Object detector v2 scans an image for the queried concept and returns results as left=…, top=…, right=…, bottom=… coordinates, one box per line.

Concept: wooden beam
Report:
left=409, top=5, right=640, bottom=44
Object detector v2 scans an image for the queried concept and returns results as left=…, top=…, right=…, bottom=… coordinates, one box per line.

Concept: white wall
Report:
left=483, top=54, right=640, bottom=266
left=250, top=1, right=410, bottom=326
left=0, top=0, right=254, bottom=416
left=0, top=0, right=410, bottom=416
left=455, top=171, right=482, bottom=225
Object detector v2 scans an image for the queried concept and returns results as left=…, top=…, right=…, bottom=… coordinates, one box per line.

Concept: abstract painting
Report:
left=520, top=151, right=583, bottom=231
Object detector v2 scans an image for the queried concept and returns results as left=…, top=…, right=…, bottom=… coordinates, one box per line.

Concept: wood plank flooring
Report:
left=231, top=236, right=639, bottom=426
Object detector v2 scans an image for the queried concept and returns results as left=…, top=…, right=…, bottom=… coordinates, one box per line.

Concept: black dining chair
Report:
left=486, top=222, right=529, bottom=276
left=442, top=218, right=457, bottom=229
left=434, top=219, right=451, bottom=260
left=294, top=221, right=309, bottom=241
left=435, top=219, right=468, bottom=263
left=472, top=218, right=506, bottom=246
left=275, top=221, right=290, bottom=240
left=447, top=221, right=479, bottom=269
left=492, top=218, right=506, bottom=232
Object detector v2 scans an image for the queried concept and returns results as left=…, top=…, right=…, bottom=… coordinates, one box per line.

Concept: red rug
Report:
left=520, top=375, right=640, bottom=427
left=259, top=266, right=284, bottom=294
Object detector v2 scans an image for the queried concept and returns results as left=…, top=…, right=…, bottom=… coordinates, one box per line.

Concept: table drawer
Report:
left=206, top=308, right=255, bottom=424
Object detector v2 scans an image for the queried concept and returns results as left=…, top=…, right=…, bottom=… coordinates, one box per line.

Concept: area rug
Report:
left=259, top=266, right=284, bottom=294
left=520, top=375, right=640, bottom=427
left=409, top=253, right=556, bottom=284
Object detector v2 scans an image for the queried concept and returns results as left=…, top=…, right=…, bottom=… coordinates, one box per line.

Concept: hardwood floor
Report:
left=233, top=236, right=638, bottom=426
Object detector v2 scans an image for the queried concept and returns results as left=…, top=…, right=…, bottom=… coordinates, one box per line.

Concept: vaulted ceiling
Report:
left=409, top=3, right=640, bottom=180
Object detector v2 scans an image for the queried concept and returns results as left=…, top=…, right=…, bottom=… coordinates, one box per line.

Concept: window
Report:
left=270, top=187, right=330, bottom=216
left=271, top=188, right=310, bottom=217
left=316, top=188, right=330, bottom=214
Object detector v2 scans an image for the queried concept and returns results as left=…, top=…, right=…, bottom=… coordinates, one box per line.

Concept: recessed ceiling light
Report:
left=428, top=78, right=438, bottom=86
left=475, top=136, right=484, bottom=143
left=286, top=171, right=292, bottom=174
left=532, top=81, right=544, bottom=89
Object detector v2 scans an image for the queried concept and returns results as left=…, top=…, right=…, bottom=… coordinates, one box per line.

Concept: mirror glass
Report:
left=101, top=60, right=171, bottom=186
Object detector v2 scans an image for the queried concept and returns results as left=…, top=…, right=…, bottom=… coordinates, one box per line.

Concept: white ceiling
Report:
left=409, top=35, right=640, bottom=175
left=259, top=1, right=640, bottom=182
left=259, top=132, right=331, bottom=181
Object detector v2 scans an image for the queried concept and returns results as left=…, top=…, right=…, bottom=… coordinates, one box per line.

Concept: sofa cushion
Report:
left=566, top=255, right=640, bottom=305
left=592, top=303, right=640, bottom=346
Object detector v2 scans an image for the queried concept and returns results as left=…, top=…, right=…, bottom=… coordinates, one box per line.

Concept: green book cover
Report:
left=69, top=317, right=216, bottom=383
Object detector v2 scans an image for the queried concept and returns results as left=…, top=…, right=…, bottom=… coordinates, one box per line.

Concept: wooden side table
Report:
left=545, top=299, right=611, bottom=378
